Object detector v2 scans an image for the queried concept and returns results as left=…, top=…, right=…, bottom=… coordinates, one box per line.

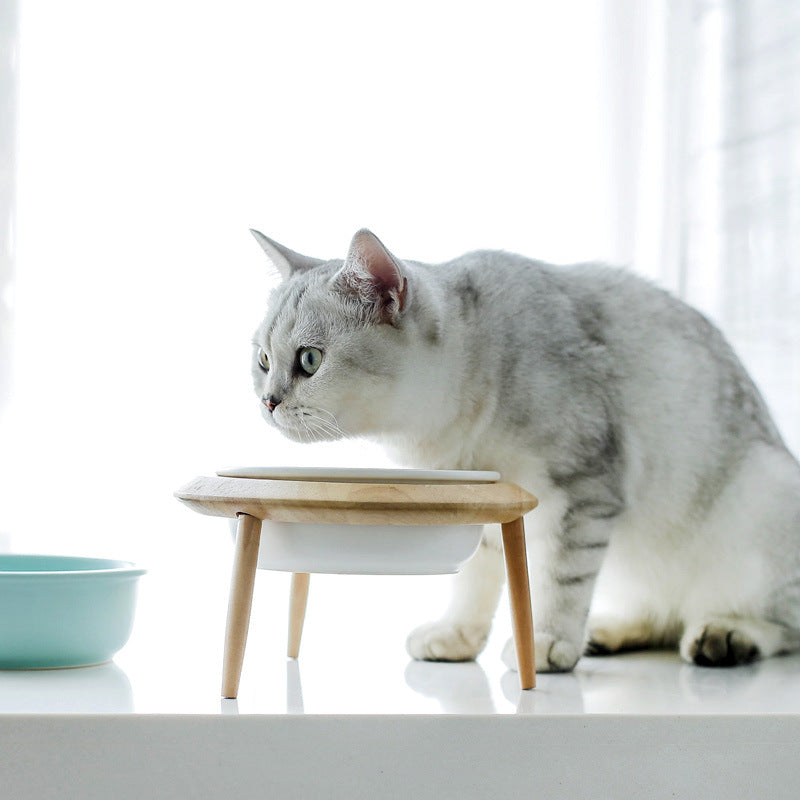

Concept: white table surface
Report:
left=3, top=531, right=800, bottom=799
left=3, top=541, right=800, bottom=716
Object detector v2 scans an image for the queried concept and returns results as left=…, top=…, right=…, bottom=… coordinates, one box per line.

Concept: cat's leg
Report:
left=680, top=616, right=800, bottom=667
left=585, top=540, right=680, bottom=655
left=678, top=446, right=800, bottom=666
left=406, top=528, right=506, bottom=662
left=584, top=615, right=664, bottom=656
left=502, top=509, right=616, bottom=673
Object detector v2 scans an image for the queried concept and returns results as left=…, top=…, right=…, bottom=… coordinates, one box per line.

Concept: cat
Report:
left=249, top=227, right=800, bottom=672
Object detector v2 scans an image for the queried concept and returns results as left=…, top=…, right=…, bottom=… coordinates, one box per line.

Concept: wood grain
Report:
left=287, top=572, right=310, bottom=659
left=502, top=517, right=536, bottom=690
left=175, top=476, right=538, bottom=526
left=221, top=513, right=262, bottom=699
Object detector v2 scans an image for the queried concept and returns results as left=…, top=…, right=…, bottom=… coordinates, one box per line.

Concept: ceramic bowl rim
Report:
left=0, top=554, right=147, bottom=580
left=216, top=465, right=501, bottom=484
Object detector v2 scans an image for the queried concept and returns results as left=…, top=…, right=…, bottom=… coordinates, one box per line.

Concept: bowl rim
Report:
left=0, top=554, right=147, bottom=579
left=215, top=466, right=501, bottom=484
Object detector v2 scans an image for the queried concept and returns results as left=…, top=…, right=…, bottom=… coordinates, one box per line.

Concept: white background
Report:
left=2, top=0, right=627, bottom=562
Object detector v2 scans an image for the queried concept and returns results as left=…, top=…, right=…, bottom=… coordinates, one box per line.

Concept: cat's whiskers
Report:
left=295, top=411, right=322, bottom=443
left=292, top=407, right=347, bottom=441
left=304, top=410, right=346, bottom=440
left=312, top=408, right=348, bottom=438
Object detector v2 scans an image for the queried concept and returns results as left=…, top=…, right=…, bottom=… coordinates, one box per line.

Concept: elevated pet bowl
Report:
left=175, top=466, right=539, bottom=697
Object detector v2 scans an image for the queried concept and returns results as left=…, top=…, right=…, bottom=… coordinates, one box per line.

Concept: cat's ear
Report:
left=334, top=229, right=408, bottom=325
left=250, top=229, right=324, bottom=281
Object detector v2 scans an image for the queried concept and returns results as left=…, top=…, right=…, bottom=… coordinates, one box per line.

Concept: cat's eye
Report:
left=258, top=348, right=270, bottom=371
left=298, top=347, right=323, bottom=376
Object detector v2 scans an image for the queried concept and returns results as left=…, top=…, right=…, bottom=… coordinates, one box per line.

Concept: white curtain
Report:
left=607, top=0, right=800, bottom=454
left=0, top=0, right=15, bottom=418
left=0, top=1, right=16, bottom=551
left=684, top=0, right=800, bottom=454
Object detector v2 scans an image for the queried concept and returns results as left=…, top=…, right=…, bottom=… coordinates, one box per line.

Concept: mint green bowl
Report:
left=0, top=555, right=146, bottom=669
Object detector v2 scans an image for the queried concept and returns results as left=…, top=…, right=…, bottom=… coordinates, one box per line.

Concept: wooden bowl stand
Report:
left=175, top=476, right=539, bottom=697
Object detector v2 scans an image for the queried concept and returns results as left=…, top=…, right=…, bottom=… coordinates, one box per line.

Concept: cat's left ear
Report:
left=250, top=229, right=324, bottom=281
left=334, top=229, right=408, bottom=325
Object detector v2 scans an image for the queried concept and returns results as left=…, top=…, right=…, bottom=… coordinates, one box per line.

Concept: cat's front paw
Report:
left=406, top=620, right=489, bottom=662
left=502, top=632, right=580, bottom=673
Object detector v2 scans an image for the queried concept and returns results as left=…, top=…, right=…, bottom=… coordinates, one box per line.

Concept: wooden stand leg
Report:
left=287, top=572, right=310, bottom=659
left=222, top=513, right=262, bottom=699
left=501, top=516, right=536, bottom=689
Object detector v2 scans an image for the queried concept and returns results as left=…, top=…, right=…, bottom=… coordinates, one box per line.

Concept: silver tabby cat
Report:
left=250, top=227, right=800, bottom=672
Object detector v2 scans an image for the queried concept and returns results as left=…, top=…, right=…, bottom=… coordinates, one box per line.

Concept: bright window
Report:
left=3, top=1, right=620, bottom=560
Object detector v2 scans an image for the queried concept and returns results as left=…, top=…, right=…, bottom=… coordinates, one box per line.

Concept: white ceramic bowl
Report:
left=222, top=467, right=498, bottom=575
left=252, top=520, right=484, bottom=575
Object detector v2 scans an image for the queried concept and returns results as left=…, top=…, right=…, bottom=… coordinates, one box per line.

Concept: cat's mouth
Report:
left=269, top=404, right=346, bottom=443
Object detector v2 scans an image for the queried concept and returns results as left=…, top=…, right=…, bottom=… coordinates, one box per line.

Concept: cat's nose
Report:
left=263, top=394, right=281, bottom=413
